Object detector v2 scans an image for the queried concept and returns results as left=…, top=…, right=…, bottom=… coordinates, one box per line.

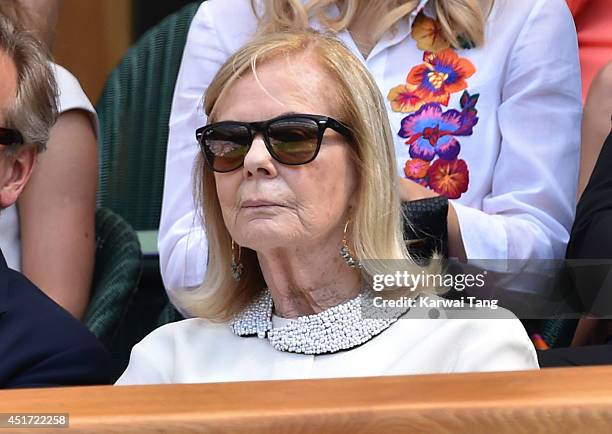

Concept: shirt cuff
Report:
left=451, top=201, right=508, bottom=260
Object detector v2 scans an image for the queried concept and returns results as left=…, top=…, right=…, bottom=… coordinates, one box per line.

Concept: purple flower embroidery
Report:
left=398, top=92, right=479, bottom=162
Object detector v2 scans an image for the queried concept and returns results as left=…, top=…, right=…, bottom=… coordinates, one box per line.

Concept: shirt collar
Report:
left=230, top=288, right=411, bottom=355
left=312, top=0, right=432, bottom=62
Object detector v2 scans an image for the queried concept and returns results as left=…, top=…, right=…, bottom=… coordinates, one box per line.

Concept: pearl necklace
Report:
left=230, top=289, right=411, bottom=355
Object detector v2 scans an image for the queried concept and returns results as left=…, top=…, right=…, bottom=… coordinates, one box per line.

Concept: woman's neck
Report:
left=342, top=0, right=416, bottom=58
left=257, top=239, right=362, bottom=319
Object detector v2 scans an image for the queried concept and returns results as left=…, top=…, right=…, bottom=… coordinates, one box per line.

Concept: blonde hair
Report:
left=251, top=0, right=493, bottom=49
left=0, top=5, right=57, bottom=152
left=178, top=29, right=436, bottom=321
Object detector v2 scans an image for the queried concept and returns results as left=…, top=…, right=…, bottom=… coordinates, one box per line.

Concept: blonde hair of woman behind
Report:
left=180, top=29, right=437, bottom=321
left=252, top=0, right=494, bottom=49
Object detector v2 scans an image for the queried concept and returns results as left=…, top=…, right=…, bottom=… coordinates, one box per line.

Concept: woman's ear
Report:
left=0, top=145, right=37, bottom=209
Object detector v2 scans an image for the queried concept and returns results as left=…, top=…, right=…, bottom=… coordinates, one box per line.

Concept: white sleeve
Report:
left=158, top=3, right=230, bottom=303
left=452, top=319, right=540, bottom=373
left=452, top=0, right=581, bottom=260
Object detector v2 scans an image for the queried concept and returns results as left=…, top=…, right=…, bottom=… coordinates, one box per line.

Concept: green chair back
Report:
left=85, top=207, right=142, bottom=346
left=96, top=1, right=202, bottom=231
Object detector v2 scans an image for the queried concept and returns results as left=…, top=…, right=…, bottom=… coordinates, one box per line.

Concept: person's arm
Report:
left=159, top=1, right=256, bottom=306
left=5, top=343, right=111, bottom=389
left=159, top=4, right=214, bottom=305
left=403, top=0, right=581, bottom=262
left=1, top=274, right=111, bottom=389
left=17, top=109, right=97, bottom=319
left=577, top=63, right=612, bottom=198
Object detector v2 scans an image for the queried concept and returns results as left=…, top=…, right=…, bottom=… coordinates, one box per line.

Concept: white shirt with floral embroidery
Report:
left=159, top=0, right=581, bottom=309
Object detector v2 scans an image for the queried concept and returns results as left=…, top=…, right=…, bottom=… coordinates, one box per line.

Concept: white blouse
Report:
left=0, top=64, right=97, bottom=271
left=158, top=0, right=582, bottom=301
left=115, top=299, right=539, bottom=385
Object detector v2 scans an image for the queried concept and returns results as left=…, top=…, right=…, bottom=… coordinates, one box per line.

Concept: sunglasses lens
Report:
left=268, top=118, right=320, bottom=164
left=202, top=124, right=250, bottom=172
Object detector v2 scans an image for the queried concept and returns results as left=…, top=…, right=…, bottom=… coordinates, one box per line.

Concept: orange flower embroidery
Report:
left=427, top=158, right=469, bottom=199
left=387, top=84, right=425, bottom=113
left=404, top=158, right=430, bottom=181
left=406, top=49, right=476, bottom=106
left=411, top=13, right=450, bottom=52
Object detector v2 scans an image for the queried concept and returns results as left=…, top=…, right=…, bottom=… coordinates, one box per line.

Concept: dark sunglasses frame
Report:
left=0, top=127, right=24, bottom=146
left=195, top=114, right=353, bottom=173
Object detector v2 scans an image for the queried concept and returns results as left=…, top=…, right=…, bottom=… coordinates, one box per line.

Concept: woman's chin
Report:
left=236, top=224, right=298, bottom=251
left=236, top=229, right=295, bottom=252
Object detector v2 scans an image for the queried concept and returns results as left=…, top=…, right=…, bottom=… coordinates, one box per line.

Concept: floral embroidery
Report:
left=399, top=103, right=459, bottom=161
left=398, top=92, right=479, bottom=160
left=404, top=158, right=430, bottom=182
left=387, top=50, right=476, bottom=114
left=411, top=13, right=450, bottom=52
left=386, top=12, right=480, bottom=199
left=427, top=158, right=469, bottom=199
left=404, top=156, right=470, bottom=199
left=406, top=49, right=476, bottom=106
left=399, top=92, right=477, bottom=198
left=387, top=84, right=425, bottom=113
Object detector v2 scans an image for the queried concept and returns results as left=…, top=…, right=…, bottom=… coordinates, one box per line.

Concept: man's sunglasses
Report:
left=0, top=127, right=23, bottom=146
left=196, top=114, right=353, bottom=173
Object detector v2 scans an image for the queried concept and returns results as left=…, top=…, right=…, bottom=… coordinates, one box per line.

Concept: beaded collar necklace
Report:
left=230, top=289, right=411, bottom=355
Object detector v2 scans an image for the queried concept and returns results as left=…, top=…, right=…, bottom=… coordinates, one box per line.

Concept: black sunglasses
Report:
left=0, top=127, right=24, bottom=146
left=195, top=114, right=353, bottom=173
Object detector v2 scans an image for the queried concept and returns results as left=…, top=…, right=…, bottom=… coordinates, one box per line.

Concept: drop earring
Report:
left=340, top=220, right=361, bottom=269
left=231, top=240, right=244, bottom=281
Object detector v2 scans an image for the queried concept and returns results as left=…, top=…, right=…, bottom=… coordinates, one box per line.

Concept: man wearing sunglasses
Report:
left=0, top=12, right=110, bottom=388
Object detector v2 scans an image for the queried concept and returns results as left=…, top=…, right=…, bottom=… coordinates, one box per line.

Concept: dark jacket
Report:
left=565, top=131, right=612, bottom=317
left=567, top=131, right=612, bottom=260
left=0, top=249, right=111, bottom=388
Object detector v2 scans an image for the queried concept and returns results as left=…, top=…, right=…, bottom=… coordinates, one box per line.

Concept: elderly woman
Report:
left=117, top=30, right=537, bottom=385
left=160, top=0, right=581, bottom=306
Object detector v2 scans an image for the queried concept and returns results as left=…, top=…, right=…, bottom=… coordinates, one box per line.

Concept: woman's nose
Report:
left=243, top=133, right=277, bottom=178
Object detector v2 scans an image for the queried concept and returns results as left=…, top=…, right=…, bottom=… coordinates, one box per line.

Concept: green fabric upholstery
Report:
left=92, top=4, right=200, bottom=363
left=96, top=1, right=203, bottom=231
left=84, top=207, right=142, bottom=345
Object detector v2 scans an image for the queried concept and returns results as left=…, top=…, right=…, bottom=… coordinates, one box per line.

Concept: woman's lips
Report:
left=240, top=200, right=285, bottom=208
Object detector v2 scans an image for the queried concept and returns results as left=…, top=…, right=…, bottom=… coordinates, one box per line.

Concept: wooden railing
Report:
left=1, top=367, right=612, bottom=433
